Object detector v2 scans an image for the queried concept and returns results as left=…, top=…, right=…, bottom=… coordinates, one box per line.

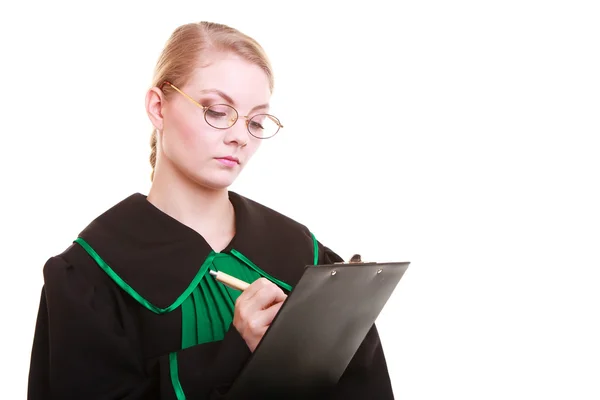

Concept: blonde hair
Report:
left=149, top=21, right=274, bottom=181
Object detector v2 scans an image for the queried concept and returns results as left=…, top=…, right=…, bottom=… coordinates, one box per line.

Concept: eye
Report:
left=206, top=106, right=229, bottom=119
left=204, top=104, right=237, bottom=128
left=249, top=120, right=265, bottom=130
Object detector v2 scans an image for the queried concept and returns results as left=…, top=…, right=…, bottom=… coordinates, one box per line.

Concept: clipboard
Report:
left=225, top=260, right=410, bottom=399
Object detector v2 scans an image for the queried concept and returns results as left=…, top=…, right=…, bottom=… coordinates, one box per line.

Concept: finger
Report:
left=238, top=280, right=286, bottom=316
left=236, top=277, right=271, bottom=304
left=237, top=289, right=279, bottom=322
left=248, top=283, right=286, bottom=314
left=247, top=326, right=268, bottom=352
left=248, top=301, right=285, bottom=333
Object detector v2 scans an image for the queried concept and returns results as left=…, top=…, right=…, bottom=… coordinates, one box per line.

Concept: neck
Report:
left=147, top=161, right=235, bottom=249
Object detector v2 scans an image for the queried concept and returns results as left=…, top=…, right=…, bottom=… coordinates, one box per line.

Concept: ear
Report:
left=145, top=86, right=164, bottom=131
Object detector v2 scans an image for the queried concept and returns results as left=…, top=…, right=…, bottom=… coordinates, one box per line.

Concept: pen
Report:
left=209, top=270, right=250, bottom=291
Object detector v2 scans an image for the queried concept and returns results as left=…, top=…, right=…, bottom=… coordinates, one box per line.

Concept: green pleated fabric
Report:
left=180, top=252, right=263, bottom=348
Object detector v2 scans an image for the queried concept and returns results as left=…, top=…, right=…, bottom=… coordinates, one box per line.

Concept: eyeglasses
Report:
left=161, top=81, right=283, bottom=139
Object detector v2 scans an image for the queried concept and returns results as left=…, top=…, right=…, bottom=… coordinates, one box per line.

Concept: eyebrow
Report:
left=198, top=88, right=270, bottom=114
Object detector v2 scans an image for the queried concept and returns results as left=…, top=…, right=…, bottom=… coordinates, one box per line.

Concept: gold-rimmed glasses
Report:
left=161, top=81, right=283, bottom=139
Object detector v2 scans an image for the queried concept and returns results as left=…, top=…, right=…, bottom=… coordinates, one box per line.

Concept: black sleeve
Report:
left=27, top=256, right=251, bottom=400
left=319, top=244, right=396, bottom=400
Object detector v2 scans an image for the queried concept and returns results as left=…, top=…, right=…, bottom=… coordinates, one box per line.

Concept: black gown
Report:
left=27, top=192, right=395, bottom=399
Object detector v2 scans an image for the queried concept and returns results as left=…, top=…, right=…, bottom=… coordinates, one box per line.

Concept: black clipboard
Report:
left=226, top=260, right=410, bottom=399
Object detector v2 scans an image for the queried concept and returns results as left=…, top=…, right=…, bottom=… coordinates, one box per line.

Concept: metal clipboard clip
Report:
left=334, top=254, right=363, bottom=265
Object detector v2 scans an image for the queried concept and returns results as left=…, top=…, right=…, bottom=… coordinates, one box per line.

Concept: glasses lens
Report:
left=248, top=114, right=282, bottom=139
left=205, top=104, right=238, bottom=129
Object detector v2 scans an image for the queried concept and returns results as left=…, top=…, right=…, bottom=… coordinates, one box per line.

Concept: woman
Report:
left=27, top=21, right=394, bottom=399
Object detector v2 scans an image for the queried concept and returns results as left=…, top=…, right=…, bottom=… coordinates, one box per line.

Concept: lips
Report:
left=216, top=156, right=240, bottom=164
left=215, top=156, right=240, bottom=167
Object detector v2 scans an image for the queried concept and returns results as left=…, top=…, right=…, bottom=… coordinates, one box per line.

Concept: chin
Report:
left=178, top=161, right=244, bottom=191
left=190, top=173, right=239, bottom=191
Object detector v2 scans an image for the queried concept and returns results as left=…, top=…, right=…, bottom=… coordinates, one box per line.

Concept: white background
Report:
left=1, top=0, right=599, bottom=398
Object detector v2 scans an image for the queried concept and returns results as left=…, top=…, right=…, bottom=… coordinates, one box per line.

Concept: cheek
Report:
left=170, top=111, right=200, bottom=145
left=163, top=114, right=216, bottom=162
left=175, top=123, right=199, bottom=148
left=168, top=109, right=210, bottom=149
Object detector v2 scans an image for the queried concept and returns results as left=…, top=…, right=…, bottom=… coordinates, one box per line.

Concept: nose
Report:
left=223, top=116, right=250, bottom=146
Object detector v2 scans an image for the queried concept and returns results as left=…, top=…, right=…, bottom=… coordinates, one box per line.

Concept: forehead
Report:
left=184, top=53, right=271, bottom=107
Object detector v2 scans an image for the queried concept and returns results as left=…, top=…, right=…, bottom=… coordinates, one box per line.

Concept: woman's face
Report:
left=151, top=53, right=272, bottom=190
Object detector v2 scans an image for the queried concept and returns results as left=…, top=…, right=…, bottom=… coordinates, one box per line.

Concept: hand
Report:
left=232, top=277, right=287, bottom=352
